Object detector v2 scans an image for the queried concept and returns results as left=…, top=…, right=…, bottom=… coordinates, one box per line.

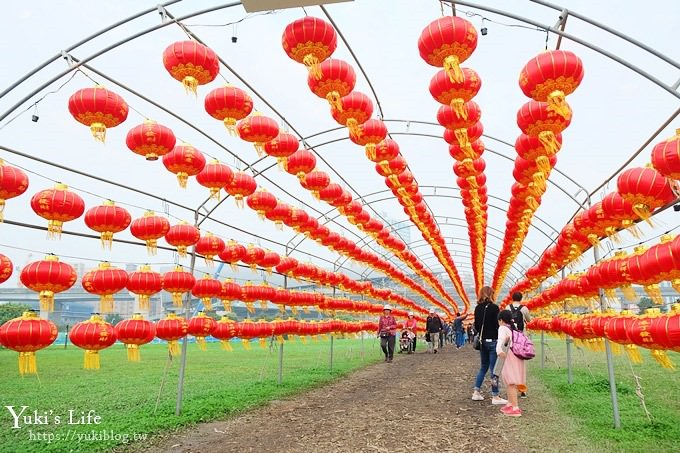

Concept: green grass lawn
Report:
left=0, top=337, right=381, bottom=453
left=531, top=334, right=680, bottom=453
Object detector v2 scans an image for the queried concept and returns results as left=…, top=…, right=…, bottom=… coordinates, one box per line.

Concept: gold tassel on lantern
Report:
left=241, top=339, right=252, bottom=350
left=609, top=342, right=623, bottom=356
left=38, top=290, right=55, bottom=312
left=245, top=302, right=255, bottom=313
left=258, top=337, right=267, bottom=349
left=18, top=352, right=38, bottom=376
left=621, top=285, right=637, bottom=301
left=624, top=344, right=643, bottom=364
left=450, top=98, right=467, bottom=120
left=222, top=300, right=232, bottom=312
left=126, top=344, right=141, bottom=362
left=172, top=293, right=184, bottom=308
left=84, top=350, right=101, bottom=370
left=99, top=295, right=115, bottom=314
left=303, top=54, right=322, bottom=80
left=535, top=155, right=553, bottom=175
left=90, top=122, right=107, bottom=143
left=650, top=350, right=675, bottom=369
left=454, top=128, right=470, bottom=148
left=547, top=90, right=572, bottom=120
left=195, top=337, right=207, bottom=351
left=538, top=130, right=559, bottom=154
left=168, top=340, right=181, bottom=357
left=138, top=295, right=150, bottom=311
left=443, top=55, right=463, bottom=83
left=202, top=297, right=213, bottom=311
left=220, top=340, right=233, bottom=351
left=326, top=91, right=343, bottom=111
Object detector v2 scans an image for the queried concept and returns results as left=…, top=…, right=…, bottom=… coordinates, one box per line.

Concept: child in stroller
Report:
left=399, top=329, right=415, bottom=353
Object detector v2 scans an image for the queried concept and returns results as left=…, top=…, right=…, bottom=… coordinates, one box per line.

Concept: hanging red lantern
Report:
left=162, top=265, right=196, bottom=307
left=195, top=232, right=226, bottom=266
left=219, top=240, right=246, bottom=271
left=192, top=274, right=222, bottom=311
left=517, top=101, right=571, bottom=154
left=84, top=200, right=131, bottom=249
left=237, top=114, right=280, bottom=156
left=204, top=85, right=253, bottom=134
left=329, top=189, right=352, bottom=208
left=130, top=211, right=170, bottom=255
left=0, top=310, right=57, bottom=375
left=20, top=255, right=77, bottom=312
left=282, top=17, right=337, bottom=79
left=453, top=158, right=486, bottom=179
left=317, top=183, right=343, bottom=204
left=187, top=312, right=217, bottom=351
left=225, top=171, right=257, bottom=208
left=162, top=40, right=219, bottom=94
left=377, top=155, right=408, bottom=178
left=0, top=160, right=28, bottom=222
left=155, top=313, right=188, bottom=357
left=370, top=139, right=400, bottom=171
left=261, top=250, right=281, bottom=275
left=114, top=314, right=155, bottom=362
left=162, top=143, right=206, bottom=188
left=69, top=314, right=116, bottom=370
left=68, top=86, right=129, bottom=142
left=651, top=129, right=680, bottom=180
left=286, top=149, right=317, bottom=180
left=165, top=222, right=200, bottom=257
left=265, top=202, right=291, bottom=229
left=30, top=183, right=85, bottom=238
left=212, top=316, right=237, bottom=350
left=515, top=133, right=563, bottom=174
left=126, top=265, right=162, bottom=311
left=125, top=120, right=176, bottom=161
left=308, top=58, right=356, bottom=110
left=444, top=121, right=484, bottom=146
left=616, top=166, right=677, bottom=220
left=519, top=50, right=584, bottom=120
left=350, top=119, right=388, bottom=160
left=196, top=160, right=234, bottom=199
left=276, top=257, right=299, bottom=277
left=418, top=16, right=478, bottom=83
left=220, top=279, right=242, bottom=312
left=81, top=262, right=128, bottom=313
left=242, top=244, right=265, bottom=271
left=302, top=170, right=330, bottom=198
left=437, top=101, right=482, bottom=149
left=246, top=188, right=278, bottom=220
left=429, top=68, right=481, bottom=119
left=264, top=132, right=300, bottom=168
left=331, top=92, right=373, bottom=137
left=449, top=138, right=485, bottom=161
left=0, top=253, right=12, bottom=285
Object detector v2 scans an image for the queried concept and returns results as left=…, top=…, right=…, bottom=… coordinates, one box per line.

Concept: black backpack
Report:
left=509, top=304, right=525, bottom=331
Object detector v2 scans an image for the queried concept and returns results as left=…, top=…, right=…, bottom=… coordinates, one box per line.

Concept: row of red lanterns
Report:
left=0, top=311, right=379, bottom=375
left=527, top=306, right=680, bottom=369
left=418, top=15, right=487, bottom=295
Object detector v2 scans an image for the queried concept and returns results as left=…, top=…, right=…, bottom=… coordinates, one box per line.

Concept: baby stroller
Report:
left=399, top=329, right=414, bottom=353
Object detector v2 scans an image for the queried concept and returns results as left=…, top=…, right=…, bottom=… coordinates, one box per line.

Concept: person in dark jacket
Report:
left=425, top=310, right=443, bottom=354
left=471, top=286, right=507, bottom=406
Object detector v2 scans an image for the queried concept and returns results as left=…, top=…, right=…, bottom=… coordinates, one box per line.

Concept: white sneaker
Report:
left=471, top=391, right=484, bottom=401
left=491, top=396, right=508, bottom=405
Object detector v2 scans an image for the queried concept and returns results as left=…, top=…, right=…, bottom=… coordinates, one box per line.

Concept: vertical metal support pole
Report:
left=64, top=325, right=69, bottom=349
left=564, top=268, right=573, bottom=385
left=278, top=273, right=287, bottom=385
left=593, top=245, right=621, bottom=428
left=330, top=283, right=336, bottom=372
left=541, top=330, right=545, bottom=370
left=175, top=246, right=198, bottom=416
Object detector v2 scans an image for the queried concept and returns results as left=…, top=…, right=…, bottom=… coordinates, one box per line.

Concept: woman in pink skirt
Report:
left=495, top=309, right=526, bottom=417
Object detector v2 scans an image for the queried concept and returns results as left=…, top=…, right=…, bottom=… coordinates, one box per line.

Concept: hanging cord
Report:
left=624, top=353, right=654, bottom=422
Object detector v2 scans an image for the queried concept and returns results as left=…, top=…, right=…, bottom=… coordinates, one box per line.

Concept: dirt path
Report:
left=144, top=343, right=592, bottom=453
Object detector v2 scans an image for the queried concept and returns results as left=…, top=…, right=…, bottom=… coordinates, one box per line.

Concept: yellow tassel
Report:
left=182, top=76, right=199, bottom=95
left=538, top=131, right=559, bottom=154
left=99, top=295, right=115, bottom=314
left=138, top=295, right=150, bottom=311
left=246, top=302, right=255, bottom=313
left=222, top=300, right=232, bottom=312
left=220, top=340, right=233, bottom=351
left=346, top=118, right=360, bottom=137
left=303, top=54, right=322, bottom=80
left=202, top=298, right=213, bottom=311
left=100, top=232, right=114, bottom=250
left=176, top=173, right=189, bottom=189
left=610, top=342, right=623, bottom=356
left=126, top=344, right=141, bottom=362
left=671, top=279, right=680, bottom=293
left=621, top=285, right=637, bottom=301
left=176, top=246, right=188, bottom=258
left=454, top=128, right=470, bottom=148
left=276, top=335, right=284, bottom=345
left=90, top=122, right=107, bottom=143
left=365, top=143, right=377, bottom=161
left=18, top=352, right=38, bottom=376
left=39, top=291, right=55, bottom=312
left=451, top=98, right=467, bottom=120
left=547, top=90, right=572, bottom=120
left=258, top=338, right=267, bottom=349
left=651, top=350, right=675, bottom=369
left=300, top=336, right=308, bottom=344
left=235, top=196, right=245, bottom=209
left=172, top=293, right=184, bottom=308
left=624, top=344, right=643, bottom=364
left=604, top=288, right=616, bottom=300
left=242, top=339, right=251, bottom=350
left=223, top=118, right=238, bottom=136
left=196, top=337, right=207, bottom=351
left=291, top=307, right=298, bottom=315
left=536, top=155, right=553, bottom=174
left=84, top=350, right=101, bottom=370
left=443, top=55, right=463, bottom=83
left=632, top=204, right=653, bottom=225
left=259, top=300, right=268, bottom=311
left=168, top=340, right=180, bottom=357
left=326, top=91, right=343, bottom=111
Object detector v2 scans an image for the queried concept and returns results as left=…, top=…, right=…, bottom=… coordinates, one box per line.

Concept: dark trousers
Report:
left=380, top=335, right=396, bottom=359
left=411, top=337, right=417, bottom=352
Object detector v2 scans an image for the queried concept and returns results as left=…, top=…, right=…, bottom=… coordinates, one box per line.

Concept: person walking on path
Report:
left=495, top=309, right=526, bottom=417
left=402, top=312, right=418, bottom=353
left=509, top=291, right=531, bottom=398
left=377, top=305, right=399, bottom=362
left=471, top=286, right=507, bottom=406
left=453, top=312, right=469, bottom=349
left=425, top=310, right=443, bottom=354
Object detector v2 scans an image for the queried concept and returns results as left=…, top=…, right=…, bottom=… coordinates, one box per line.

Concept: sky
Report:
left=1, top=0, right=679, bottom=310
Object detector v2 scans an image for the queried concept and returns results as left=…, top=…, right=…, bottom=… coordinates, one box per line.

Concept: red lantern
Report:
left=68, top=86, right=128, bottom=142
left=437, top=102, right=482, bottom=142
left=246, top=189, right=278, bottom=221
left=155, top=313, right=188, bottom=356
left=429, top=68, right=481, bottom=119
left=30, top=183, right=85, bottom=238
left=130, top=211, right=170, bottom=255
left=126, top=265, right=162, bottom=311
left=316, top=183, right=342, bottom=205
left=350, top=119, right=388, bottom=160
left=517, top=101, right=571, bottom=154
left=196, top=160, right=234, bottom=199
left=212, top=316, right=237, bottom=350
left=237, top=114, right=280, bottom=156
left=371, top=139, right=400, bottom=170
left=331, top=92, right=373, bottom=136
left=377, top=155, right=408, bottom=178
left=0, top=253, right=12, bottom=285
left=261, top=250, right=281, bottom=275
left=652, top=129, right=680, bottom=180
left=192, top=274, right=222, bottom=311
left=418, top=16, right=478, bottom=83
left=286, top=149, right=317, bottom=180
left=519, top=50, right=584, bottom=120
left=20, top=255, right=77, bottom=312
left=163, top=41, right=220, bottom=94
left=125, top=120, right=176, bottom=161
left=204, top=85, right=253, bottom=134
left=195, top=232, right=226, bottom=266
left=81, top=262, right=128, bottom=313
left=225, top=171, right=257, bottom=208
left=515, top=133, right=563, bottom=174
left=162, top=143, right=206, bottom=188
left=84, top=200, right=131, bottom=249
left=163, top=265, right=196, bottom=307
left=187, top=312, right=217, bottom=350
left=449, top=138, right=485, bottom=161
left=0, top=310, right=57, bottom=375
left=302, top=170, right=330, bottom=198
left=617, top=166, right=677, bottom=220
left=69, top=314, right=116, bottom=370
left=220, top=279, right=242, bottom=312
left=0, top=160, right=29, bottom=222
left=282, top=17, right=337, bottom=79
left=242, top=244, right=265, bottom=271
left=219, top=240, right=246, bottom=271
left=165, top=222, right=200, bottom=257
left=329, top=189, right=352, bottom=208
left=265, top=202, right=290, bottom=229
left=264, top=132, right=300, bottom=167
left=308, top=58, right=356, bottom=110
left=444, top=121, right=484, bottom=146
left=114, top=314, right=156, bottom=362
